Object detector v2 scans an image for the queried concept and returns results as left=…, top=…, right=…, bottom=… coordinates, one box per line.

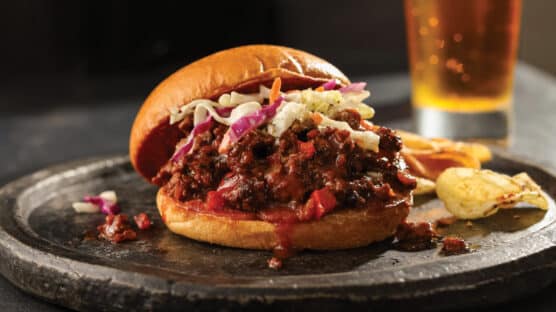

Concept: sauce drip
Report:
left=268, top=222, right=297, bottom=270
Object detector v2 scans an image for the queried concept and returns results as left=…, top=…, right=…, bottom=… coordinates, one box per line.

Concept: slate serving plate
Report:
left=0, top=154, right=555, bottom=311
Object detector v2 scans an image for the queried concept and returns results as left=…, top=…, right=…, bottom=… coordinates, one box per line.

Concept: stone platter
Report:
left=0, top=154, right=555, bottom=311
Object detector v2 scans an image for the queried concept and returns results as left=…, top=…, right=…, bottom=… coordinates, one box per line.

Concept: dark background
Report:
left=0, top=0, right=407, bottom=79
left=0, top=0, right=408, bottom=114
left=1, top=0, right=554, bottom=113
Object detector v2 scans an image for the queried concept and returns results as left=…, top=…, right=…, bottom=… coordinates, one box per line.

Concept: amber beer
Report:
left=404, top=0, right=521, bottom=142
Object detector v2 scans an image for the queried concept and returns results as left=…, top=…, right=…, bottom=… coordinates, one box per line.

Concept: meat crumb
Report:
left=82, top=229, right=97, bottom=241
left=134, top=213, right=152, bottom=230
left=267, top=257, right=283, bottom=270
left=441, top=236, right=470, bottom=256
left=394, top=221, right=438, bottom=251
left=97, top=214, right=137, bottom=243
left=435, top=216, right=457, bottom=227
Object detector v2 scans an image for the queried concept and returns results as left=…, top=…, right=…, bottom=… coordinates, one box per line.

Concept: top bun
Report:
left=129, top=45, right=350, bottom=181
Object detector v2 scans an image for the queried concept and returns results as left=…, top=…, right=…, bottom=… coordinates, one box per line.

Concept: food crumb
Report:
left=267, top=257, right=283, bottom=270
left=465, top=221, right=473, bottom=228
left=97, top=214, right=137, bottom=244
left=513, top=214, right=521, bottom=219
left=440, top=236, right=470, bottom=256
left=82, top=229, right=97, bottom=241
left=134, top=212, right=152, bottom=230
left=393, top=221, right=438, bottom=251
left=435, top=216, right=457, bottom=227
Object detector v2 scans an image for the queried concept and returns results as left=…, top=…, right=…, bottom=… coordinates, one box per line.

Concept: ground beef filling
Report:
left=153, top=110, right=415, bottom=214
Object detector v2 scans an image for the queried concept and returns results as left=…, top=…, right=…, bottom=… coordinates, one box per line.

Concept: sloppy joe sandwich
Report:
left=129, top=45, right=416, bottom=252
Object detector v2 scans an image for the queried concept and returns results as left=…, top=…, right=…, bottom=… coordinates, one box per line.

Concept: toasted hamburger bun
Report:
left=130, top=45, right=411, bottom=251
left=130, top=44, right=349, bottom=181
left=157, top=187, right=411, bottom=250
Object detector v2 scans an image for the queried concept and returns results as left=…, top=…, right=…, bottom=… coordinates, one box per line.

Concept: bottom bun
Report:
left=157, top=188, right=411, bottom=250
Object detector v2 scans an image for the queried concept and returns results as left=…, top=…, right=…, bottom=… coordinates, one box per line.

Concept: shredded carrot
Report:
left=269, top=77, right=282, bottom=104
left=311, top=112, right=323, bottom=125
left=360, top=120, right=376, bottom=131
left=315, top=86, right=324, bottom=92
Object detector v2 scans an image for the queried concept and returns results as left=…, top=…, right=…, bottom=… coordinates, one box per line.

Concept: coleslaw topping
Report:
left=73, top=190, right=120, bottom=214
left=168, top=79, right=379, bottom=157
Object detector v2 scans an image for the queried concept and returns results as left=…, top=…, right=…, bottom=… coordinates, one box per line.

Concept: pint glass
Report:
left=404, top=0, right=521, bottom=143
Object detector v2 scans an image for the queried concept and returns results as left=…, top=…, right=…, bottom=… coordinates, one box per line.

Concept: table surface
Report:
left=1, top=63, right=555, bottom=311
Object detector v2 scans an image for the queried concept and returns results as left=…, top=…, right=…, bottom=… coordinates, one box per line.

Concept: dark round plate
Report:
left=0, top=154, right=555, bottom=311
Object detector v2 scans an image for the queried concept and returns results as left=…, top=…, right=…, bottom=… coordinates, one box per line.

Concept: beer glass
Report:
left=404, top=0, right=521, bottom=143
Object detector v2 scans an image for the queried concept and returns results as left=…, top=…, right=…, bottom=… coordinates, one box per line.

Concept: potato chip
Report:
left=397, top=130, right=492, bottom=162
left=402, top=149, right=480, bottom=181
left=431, top=138, right=492, bottom=163
left=436, top=168, right=549, bottom=219
left=397, top=129, right=492, bottom=181
left=396, top=130, right=436, bottom=150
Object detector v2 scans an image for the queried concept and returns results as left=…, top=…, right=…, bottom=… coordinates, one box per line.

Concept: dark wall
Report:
left=0, top=0, right=407, bottom=81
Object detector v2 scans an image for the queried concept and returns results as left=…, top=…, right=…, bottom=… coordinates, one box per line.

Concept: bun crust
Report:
left=157, top=188, right=411, bottom=250
left=130, top=45, right=350, bottom=181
